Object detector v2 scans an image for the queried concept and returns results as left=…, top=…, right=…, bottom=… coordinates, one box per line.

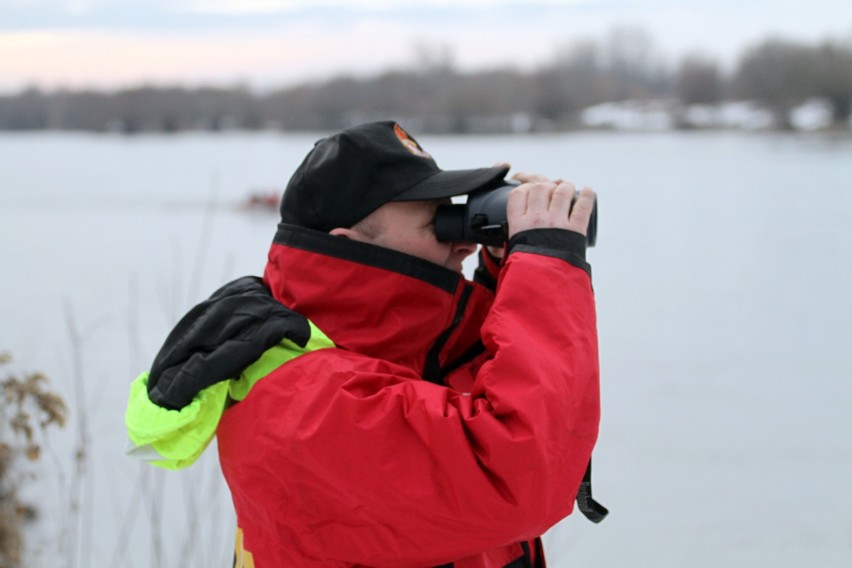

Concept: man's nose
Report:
left=452, top=241, right=478, bottom=259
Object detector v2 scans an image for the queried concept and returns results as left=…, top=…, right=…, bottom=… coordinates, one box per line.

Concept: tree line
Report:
left=2, top=31, right=851, bottom=134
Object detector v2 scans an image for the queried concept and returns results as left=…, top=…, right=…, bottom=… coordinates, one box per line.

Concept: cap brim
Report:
left=394, top=166, right=510, bottom=201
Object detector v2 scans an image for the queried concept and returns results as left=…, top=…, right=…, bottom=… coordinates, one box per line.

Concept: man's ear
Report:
left=329, top=227, right=360, bottom=240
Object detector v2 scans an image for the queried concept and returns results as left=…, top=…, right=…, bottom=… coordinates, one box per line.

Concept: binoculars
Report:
left=434, top=183, right=597, bottom=247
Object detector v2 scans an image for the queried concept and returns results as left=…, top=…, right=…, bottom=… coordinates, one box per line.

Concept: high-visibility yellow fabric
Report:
left=234, top=527, right=256, bottom=568
left=125, top=322, right=334, bottom=470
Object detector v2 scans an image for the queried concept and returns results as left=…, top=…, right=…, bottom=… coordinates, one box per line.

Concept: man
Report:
left=125, top=121, right=602, bottom=567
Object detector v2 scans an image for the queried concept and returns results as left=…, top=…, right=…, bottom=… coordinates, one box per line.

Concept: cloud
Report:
left=178, top=1, right=307, bottom=15
left=1, top=0, right=849, bottom=91
left=179, top=0, right=588, bottom=13
left=4, top=0, right=590, bottom=28
left=0, top=25, right=420, bottom=90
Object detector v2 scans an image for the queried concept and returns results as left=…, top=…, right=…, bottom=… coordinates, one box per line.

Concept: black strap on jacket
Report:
left=576, top=458, right=609, bottom=523
left=432, top=540, right=536, bottom=568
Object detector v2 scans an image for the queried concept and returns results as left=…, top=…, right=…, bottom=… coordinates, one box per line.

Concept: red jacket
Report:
left=217, top=224, right=600, bottom=567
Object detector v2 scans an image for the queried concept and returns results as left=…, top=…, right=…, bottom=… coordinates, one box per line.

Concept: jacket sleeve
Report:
left=218, top=233, right=600, bottom=567
left=471, top=245, right=503, bottom=291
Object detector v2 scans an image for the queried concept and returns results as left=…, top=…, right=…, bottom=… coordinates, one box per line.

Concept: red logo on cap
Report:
left=394, top=123, right=432, bottom=159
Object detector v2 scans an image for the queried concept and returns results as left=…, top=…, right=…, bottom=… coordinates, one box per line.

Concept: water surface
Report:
left=1, top=130, right=850, bottom=567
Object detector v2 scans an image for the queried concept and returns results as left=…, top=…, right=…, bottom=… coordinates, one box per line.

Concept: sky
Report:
left=1, top=0, right=850, bottom=92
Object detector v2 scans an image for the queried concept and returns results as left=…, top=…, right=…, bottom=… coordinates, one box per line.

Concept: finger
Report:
left=526, top=181, right=554, bottom=215
left=485, top=245, right=504, bottom=260
left=567, top=187, right=596, bottom=235
left=506, top=184, right=529, bottom=220
left=549, top=181, right=576, bottom=218
left=492, top=161, right=511, bottom=170
left=511, top=171, right=551, bottom=184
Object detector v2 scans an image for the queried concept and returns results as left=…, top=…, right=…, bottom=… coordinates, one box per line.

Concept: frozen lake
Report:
left=1, top=130, right=851, bottom=567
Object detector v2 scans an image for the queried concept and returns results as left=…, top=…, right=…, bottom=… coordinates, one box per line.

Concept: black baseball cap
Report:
left=280, top=121, right=509, bottom=231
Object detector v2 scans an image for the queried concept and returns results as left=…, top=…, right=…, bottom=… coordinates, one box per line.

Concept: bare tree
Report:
left=676, top=54, right=723, bottom=105
left=2, top=31, right=849, bottom=133
left=602, top=26, right=669, bottom=100
left=813, top=40, right=852, bottom=124
left=734, top=38, right=820, bottom=128
left=533, top=41, right=606, bottom=124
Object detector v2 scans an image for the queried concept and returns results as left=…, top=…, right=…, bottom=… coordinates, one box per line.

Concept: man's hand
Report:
left=506, top=172, right=595, bottom=239
left=483, top=170, right=595, bottom=259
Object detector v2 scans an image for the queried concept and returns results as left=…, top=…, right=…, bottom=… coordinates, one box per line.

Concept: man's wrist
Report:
left=509, top=228, right=586, bottom=258
left=507, top=229, right=590, bottom=277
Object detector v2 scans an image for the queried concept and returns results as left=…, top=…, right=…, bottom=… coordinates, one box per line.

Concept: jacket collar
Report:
left=263, top=224, right=491, bottom=378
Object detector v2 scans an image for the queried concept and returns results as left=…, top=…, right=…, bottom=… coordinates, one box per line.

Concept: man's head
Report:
left=280, top=121, right=508, bottom=236
left=330, top=199, right=477, bottom=273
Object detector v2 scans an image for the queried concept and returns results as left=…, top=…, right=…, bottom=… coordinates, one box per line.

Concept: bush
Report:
left=0, top=353, right=66, bottom=568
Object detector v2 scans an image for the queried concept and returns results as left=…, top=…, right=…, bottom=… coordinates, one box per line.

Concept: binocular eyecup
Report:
left=434, top=183, right=597, bottom=248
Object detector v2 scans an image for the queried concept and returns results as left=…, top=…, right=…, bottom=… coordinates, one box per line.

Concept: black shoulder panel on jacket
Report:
left=147, top=276, right=311, bottom=410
